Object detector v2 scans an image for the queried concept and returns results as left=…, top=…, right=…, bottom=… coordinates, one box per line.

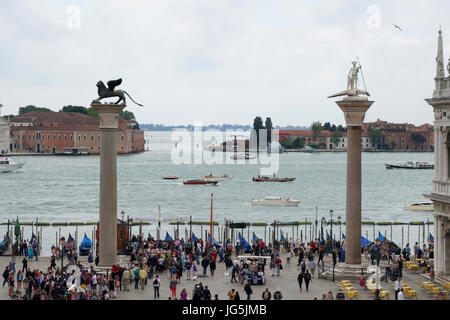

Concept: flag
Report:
left=191, top=233, right=198, bottom=242
left=207, top=234, right=219, bottom=246
left=429, top=233, right=434, bottom=243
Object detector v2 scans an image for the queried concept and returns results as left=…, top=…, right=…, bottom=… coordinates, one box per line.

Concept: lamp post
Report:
left=321, top=217, right=326, bottom=242
left=315, top=206, right=318, bottom=241
left=330, top=210, right=334, bottom=252
left=121, top=210, right=125, bottom=255
left=338, top=216, right=342, bottom=243
left=59, top=237, right=66, bottom=273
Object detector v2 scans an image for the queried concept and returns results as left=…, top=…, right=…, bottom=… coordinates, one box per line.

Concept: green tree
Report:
left=265, top=117, right=273, bottom=146
left=311, top=121, right=323, bottom=143
left=292, top=137, right=305, bottom=149
left=411, top=133, right=426, bottom=150
left=19, top=105, right=53, bottom=114
left=337, top=124, right=346, bottom=132
left=330, top=124, right=337, bottom=132
left=253, top=116, right=265, bottom=151
left=86, top=107, right=99, bottom=117
left=323, top=122, right=331, bottom=131
left=60, top=105, right=88, bottom=114
left=330, top=130, right=342, bottom=145
left=119, top=110, right=136, bottom=121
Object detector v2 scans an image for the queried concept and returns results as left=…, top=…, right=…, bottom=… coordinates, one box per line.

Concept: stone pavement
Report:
left=0, top=254, right=442, bottom=300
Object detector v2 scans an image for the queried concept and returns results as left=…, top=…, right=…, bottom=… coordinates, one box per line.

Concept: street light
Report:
left=320, top=217, right=326, bottom=242
left=329, top=210, right=334, bottom=252
left=59, top=237, right=66, bottom=273
left=338, top=216, right=342, bottom=243
left=121, top=210, right=125, bottom=255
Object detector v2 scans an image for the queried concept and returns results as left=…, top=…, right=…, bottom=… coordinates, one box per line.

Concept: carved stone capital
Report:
left=335, top=100, right=374, bottom=127
left=91, top=103, right=126, bottom=129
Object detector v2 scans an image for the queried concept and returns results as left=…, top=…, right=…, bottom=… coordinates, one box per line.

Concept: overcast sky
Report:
left=0, top=0, right=449, bottom=126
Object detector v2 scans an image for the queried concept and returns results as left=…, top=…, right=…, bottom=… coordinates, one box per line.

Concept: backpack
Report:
left=153, top=278, right=159, bottom=286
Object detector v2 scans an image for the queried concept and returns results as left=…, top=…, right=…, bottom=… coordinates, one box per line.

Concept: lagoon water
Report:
left=0, top=131, right=435, bottom=255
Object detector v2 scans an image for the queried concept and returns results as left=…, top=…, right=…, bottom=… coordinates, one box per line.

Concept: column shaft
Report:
left=346, top=126, right=362, bottom=265
left=99, top=129, right=118, bottom=265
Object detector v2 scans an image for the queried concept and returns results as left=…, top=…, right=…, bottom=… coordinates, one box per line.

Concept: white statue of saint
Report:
left=347, top=61, right=361, bottom=91
left=328, top=61, right=370, bottom=99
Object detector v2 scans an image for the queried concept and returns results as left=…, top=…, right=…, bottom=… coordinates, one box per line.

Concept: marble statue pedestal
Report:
left=91, top=102, right=126, bottom=267
left=319, top=261, right=376, bottom=281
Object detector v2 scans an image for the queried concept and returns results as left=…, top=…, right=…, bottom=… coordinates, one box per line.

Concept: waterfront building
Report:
left=0, top=103, right=11, bottom=155
left=279, top=129, right=332, bottom=148
left=425, top=29, right=450, bottom=278
left=9, top=111, right=145, bottom=154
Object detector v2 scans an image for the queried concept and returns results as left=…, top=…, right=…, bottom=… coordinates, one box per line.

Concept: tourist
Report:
left=139, top=266, right=147, bottom=290
left=269, top=258, right=276, bottom=277
left=21, top=257, right=28, bottom=272
left=228, top=288, right=236, bottom=300
left=359, top=276, right=365, bottom=288
left=114, top=275, right=120, bottom=297
left=304, top=270, right=312, bottom=292
left=2, top=266, right=9, bottom=287
left=273, top=288, right=283, bottom=300
left=297, top=270, right=304, bottom=292
left=153, top=275, right=160, bottom=299
left=180, top=288, right=188, bottom=300
left=210, top=258, right=216, bottom=277
left=201, top=256, right=209, bottom=276
left=185, top=259, right=192, bottom=280
left=107, top=276, right=114, bottom=298
left=234, top=290, right=240, bottom=300
left=261, top=288, right=271, bottom=300
left=430, top=266, right=435, bottom=283
left=214, top=294, right=219, bottom=300
left=394, top=277, right=402, bottom=300
left=16, top=270, right=23, bottom=291
left=326, top=290, right=334, bottom=300
left=335, top=289, right=345, bottom=300
left=169, top=275, right=177, bottom=298
left=285, top=250, right=291, bottom=268
left=133, top=266, right=140, bottom=289
left=203, top=285, right=212, bottom=300
left=244, top=282, right=253, bottom=300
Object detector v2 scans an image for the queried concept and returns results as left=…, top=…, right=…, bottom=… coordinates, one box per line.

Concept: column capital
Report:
left=335, top=99, right=374, bottom=127
left=91, top=103, right=127, bottom=129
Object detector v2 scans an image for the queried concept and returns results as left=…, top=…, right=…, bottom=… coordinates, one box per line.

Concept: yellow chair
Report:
left=380, top=291, right=390, bottom=299
left=405, top=290, right=417, bottom=299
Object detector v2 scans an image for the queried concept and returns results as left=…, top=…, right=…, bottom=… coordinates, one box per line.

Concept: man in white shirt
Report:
left=152, top=275, right=160, bottom=299
left=394, top=278, right=402, bottom=300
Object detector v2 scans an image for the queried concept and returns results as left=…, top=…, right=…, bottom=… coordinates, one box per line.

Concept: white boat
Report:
left=0, top=157, right=24, bottom=173
left=231, top=153, right=256, bottom=160
left=404, top=202, right=434, bottom=211
left=385, top=161, right=434, bottom=169
left=251, top=196, right=300, bottom=207
left=299, top=146, right=314, bottom=153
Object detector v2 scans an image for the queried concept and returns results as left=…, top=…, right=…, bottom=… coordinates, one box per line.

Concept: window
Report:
left=70, top=135, right=72, bottom=141
left=98, top=135, right=101, bottom=141
left=48, top=135, right=50, bottom=140
left=84, top=136, right=87, bottom=140
left=64, top=135, right=67, bottom=141
left=53, top=135, right=56, bottom=140
left=121, top=136, right=124, bottom=141
left=91, top=135, right=94, bottom=141
left=58, top=135, right=61, bottom=141
left=402, top=139, right=405, bottom=143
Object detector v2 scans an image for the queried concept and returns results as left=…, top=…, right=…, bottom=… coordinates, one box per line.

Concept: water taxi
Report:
left=251, top=197, right=300, bottom=207
left=183, top=179, right=219, bottom=185
left=163, top=176, right=179, bottom=180
left=404, top=202, right=434, bottom=211
left=385, top=161, right=434, bottom=169
left=252, top=176, right=295, bottom=182
left=231, top=153, right=257, bottom=160
left=0, top=157, right=24, bottom=173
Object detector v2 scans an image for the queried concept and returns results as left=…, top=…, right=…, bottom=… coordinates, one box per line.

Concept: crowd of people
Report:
left=1, top=231, right=438, bottom=300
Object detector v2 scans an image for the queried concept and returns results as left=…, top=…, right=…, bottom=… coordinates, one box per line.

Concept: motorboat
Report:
left=61, top=147, right=89, bottom=156
left=252, top=176, right=295, bottom=182
left=183, top=179, right=219, bottom=185
left=163, top=176, right=179, bottom=180
left=203, top=174, right=233, bottom=179
left=0, top=157, right=24, bottom=173
left=299, top=146, right=314, bottom=153
left=251, top=197, right=300, bottom=207
left=385, top=161, right=434, bottom=169
left=231, top=153, right=257, bottom=160
left=404, top=202, right=434, bottom=211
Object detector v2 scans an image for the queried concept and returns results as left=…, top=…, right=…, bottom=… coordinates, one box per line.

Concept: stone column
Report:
left=434, top=214, right=440, bottom=274
left=91, top=103, right=126, bottom=266
left=336, top=97, right=374, bottom=265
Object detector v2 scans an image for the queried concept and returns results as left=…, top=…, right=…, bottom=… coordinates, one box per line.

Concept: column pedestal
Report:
left=92, top=102, right=126, bottom=266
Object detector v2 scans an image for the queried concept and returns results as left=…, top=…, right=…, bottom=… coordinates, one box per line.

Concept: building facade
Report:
left=425, top=29, right=450, bottom=277
left=0, top=103, right=11, bottom=155
left=9, top=111, right=145, bottom=154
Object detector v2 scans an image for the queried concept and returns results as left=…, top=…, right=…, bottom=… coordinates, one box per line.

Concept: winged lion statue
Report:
left=93, top=79, right=143, bottom=106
